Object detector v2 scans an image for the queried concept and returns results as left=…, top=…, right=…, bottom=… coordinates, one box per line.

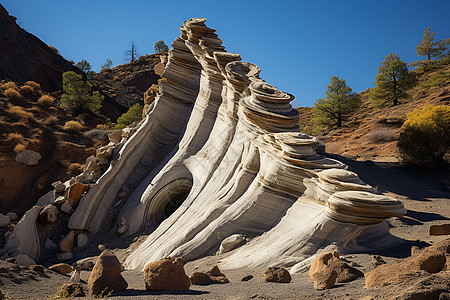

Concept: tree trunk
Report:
left=393, top=73, right=398, bottom=106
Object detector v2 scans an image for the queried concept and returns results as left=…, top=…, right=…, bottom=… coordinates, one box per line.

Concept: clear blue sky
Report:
left=2, top=0, right=449, bottom=107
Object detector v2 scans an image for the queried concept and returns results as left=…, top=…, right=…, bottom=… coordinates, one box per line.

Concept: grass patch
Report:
left=63, top=120, right=85, bottom=131
left=6, top=106, right=34, bottom=121
left=367, top=128, right=397, bottom=143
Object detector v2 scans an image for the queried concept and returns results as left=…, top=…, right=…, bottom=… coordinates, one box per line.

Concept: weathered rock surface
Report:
left=190, top=265, right=229, bottom=285
left=38, top=204, right=59, bottom=225
left=430, top=224, right=450, bottom=236
left=66, top=183, right=90, bottom=207
left=263, top=267, right=291, bottom=283
left=49, top=263, right=73, bottom=275
left=88, top=250, right=127, bottom=296
left=15, top=150, right=41, bottom=166
left=144, top=257, right=190, bottom=291
left=218, top=234, right=246, bottom=254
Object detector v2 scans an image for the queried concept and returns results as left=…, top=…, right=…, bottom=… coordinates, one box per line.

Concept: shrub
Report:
left=19, top=85, right=36, bottom=97
left=0, top=81, right=17, bottom=90
left=398, top=105, right=450, bottom=165
left=13, top=143, right=26, bottom=153
left=415, top=71, right=450, bottom=97
left=6, top=132, right=24, bottom=143
left=116, top=104, right=143, bottom=129
left=38, top=94, right=55, bottom=106
left=7, top=106, right=33, bottom=120
left=61, top=71, right=103, bottom=114
left=63, top=120, right=85, bottom=131
left=3, top=88, right=22, bottom=99
left=44, top=115, right=59, bottom=125
left=367, top=128, right=397, bottom=143
left=24, top=81, right=41, bottom=90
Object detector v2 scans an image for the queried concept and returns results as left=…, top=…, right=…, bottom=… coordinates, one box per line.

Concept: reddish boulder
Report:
left=66, top=183, right=90, bottom=207
left=429, top=224, right=450, bottom=236
left=49, top=263, right=73, bottom=275
left=144, top=257, right=190, bottom=291
left=263, top=267, right=291, bottom=283
left=189, top=265, right=229, bottom=285
left=312, top=267, right=338, bottom=290
left=88, top=250, right=128, bottom=296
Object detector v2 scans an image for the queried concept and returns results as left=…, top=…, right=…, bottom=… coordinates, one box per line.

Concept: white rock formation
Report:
left=5, top=18, right=406, bottom=272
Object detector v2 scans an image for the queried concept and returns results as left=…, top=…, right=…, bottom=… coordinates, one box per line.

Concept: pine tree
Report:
left=61, top=71, right=103, bottom=114
left=416, top=27, right=450, bottom=60
left=101, top=58, right=113, bottom=70
left=154, top=40, right=169, bottom=53
left=75, top=59, right=95, bottom=79
left=313, top=76, right=360, bottom=128
left=369, top=53, right=416, bottom=108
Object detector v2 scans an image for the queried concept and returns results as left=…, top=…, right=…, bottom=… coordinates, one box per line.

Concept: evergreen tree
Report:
left=154, top=40, right=169, bottom=53
left=369, top=53, right=416, bottom=108
left=116, top=103, right=143, bottom=129
left=61, top=71, right=103, bottom=114
left=101, top=58, right=113, bottom=70
left=416, top=27, right=450, bottom=60
left=313, top=76, right=360, bottom=128
left=75, top=59, right=95, bottom=79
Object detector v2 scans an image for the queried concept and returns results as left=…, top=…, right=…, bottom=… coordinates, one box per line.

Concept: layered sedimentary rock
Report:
left=5, top=18, right=406, bottom=272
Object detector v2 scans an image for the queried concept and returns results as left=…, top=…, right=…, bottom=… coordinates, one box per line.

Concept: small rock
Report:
left=49, top=263, right=73, bottom=275
left=76, top=257, right=96, bottom=270
left=52, top=181, right=66, bottom=193
left=38, top=204, right=59, bottom=225
left=144, top=257, right=190, bottom=291
left=45, top=238, right=58, bottom=250
left=372, top=255, right=386, bottom=267
left=117, top=217, right=128, bottom=235
left=57, top=252, right=74, bottom=262
left=241, top=275, right=253, bottom=281
left=88, top=250, right=128, bottom=296
left=0, top=214, right=10, bottom=227
left=85, top=155, right=100, bottom=172
left=77, top=233, right=88, bottom=247
left=59, top=230, right=75, bottom=253
left=57, top=283, right=85, bottom=297
left=6, top=212, right=17, bottom=221
left=108, top=130, right=122, bottom=144
left=429, top=224, right=450, bottom=236
left=219, top=234, right=246, bottom=254
left=61, top=200, right=73, bottom=214
left=69, top=269, right=81, bottom=283
left=14, top=254, right=36, bottom=267
left=263, top=267, right=291, bottom=283
left=96, top=143, right=114, bottom=160
left=15, top=150, right=41, bottom=165
left=54, top=196, right=66, bottom=205
left=66, top=183, right=90, bottom=207
left=98, top=244, right=106, bottom=252
left=189, top=265, right=229, bottom=285
left=29, top=264, right=45, bottom=275
left=118, top=191, right=127, bottom=198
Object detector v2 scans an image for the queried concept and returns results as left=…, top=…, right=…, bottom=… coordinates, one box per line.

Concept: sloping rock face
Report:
left=0, top=4, right=81, bottom=91
left=5, top=18, right=407, bottom=272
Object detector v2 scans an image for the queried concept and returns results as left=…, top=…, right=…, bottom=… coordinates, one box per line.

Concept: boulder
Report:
left=38, top=204, right=59, bottom=225
left=417, top=253, right=446, bottom=274
left=96, top=143, right=114, bottom=160
left=88, top=250, right=128, bottom=296
left=57, top=283, right=85, bottom=297
left=77, top=233, right=88, bottom=247
left=15, top=150, right=41, bottom=165
left=218, top=234, right=246, bottom=254
left=263, top=267, right=291, bottom=283
left=45, top=238, right=58, bottom=250
left=29, top=264, right=45, bottom=275
left=0, top=214, right=10, bottom=227
left=189, top=265, right=229, bottom=285
left=61, top=200, right=73, bottom=214
left=14, top=253, right=35, bottom=267
left=144, top=257, right=190, bottom=291
left=57, top=252, right=74, bottom=262
left=52, top=181, right=66, bottom=193
left=59, top=230, right=75, bottom=253
left=6, top=212, right=17, bottom=221
left=66, top=183, right=90, bottom=207
left=85, top=155, right=101, bottom=172
left=430, top=224, right=450, bottom=236
left=108, top=130, right=123, bottom=144
left=49, top=263, right=73, bottom=275
left=312, top=267, right=338, bottom=290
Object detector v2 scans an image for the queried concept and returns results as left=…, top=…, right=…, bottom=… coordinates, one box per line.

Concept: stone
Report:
left=69, top=269, right=81, bottom=283
left=241, top=275, right=253, bottom=281
left=52, top=181, right=66, bottom=193
left=49, top=263, right=73, bottom=275
left=108, top=130, right=122, bottom=144
left=14, top=253, right=35, bottom=267
left=263, top=267, right=291, bottom=283
left=98, top=244, right=106, bottom=252
left=77, top=233, right=88, bottom=247
left=54, top=196, right=66, bottom=205
left=218, top=234, right=246, bottom=254
left=0, top=214, right=10, bottom=227
left=57, top=252, right=74, bottom=262
left=96, top=143, right=114, bottom=160
left=430, top=224, right=450, bottom=236
left=308, top=251, right=339, bottom=279
left=15, top=150, right=41, bottom=165
left=88, top=250, right=128, bottom=296
left=57, top=283, right=85, bottom=297
left=66, top=183, right=90, bottom=207
left=144, top=257, right=190, bottom=291
left=85, top=155, right=101, bottom=172
left=6, top=212, right=17, bottom=221
left=76, top=257, right=96, bottom=270
left=189, top=265, right=229, bottom=285
left=38, top=204, right=59, bottom=225
left=309, top=251, right=363, bottom=285
left=29, top=264, right=45, bottom=274
left=372, top=255, right=386, bottom=267
left=59, top=230, right=75, bottom=253
left=312, top=268, right=338, bottom=290
left=61, top=200, right=73, bottom=214
left=117, top=217, right=128, bottom=235
left=417, top=253, right=446, bottom=274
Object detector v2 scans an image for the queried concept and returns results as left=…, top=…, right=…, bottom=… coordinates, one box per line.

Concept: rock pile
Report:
left=190, top=265, right=229, bottom=285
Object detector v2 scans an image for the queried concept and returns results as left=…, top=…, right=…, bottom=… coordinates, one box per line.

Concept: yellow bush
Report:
left=6, top=106, right=34, bottom=120
left=63, top=120, right=85, bottom=131
left=398, top=105, right=450, bottom=165
left=24, top=81, right=41, bottom=90
left=3, top=88, right=22, bottom=99
left=44, top=115, right=58, bottom=125
left=0, top=81, right=17, bottom=90
left=6, top=132, right=24, bottom=143
left=13, top=143, right=26, bottom=153
left=19, top=85, right=35, bottom=97
left=38, top=94, right=55, bottom=106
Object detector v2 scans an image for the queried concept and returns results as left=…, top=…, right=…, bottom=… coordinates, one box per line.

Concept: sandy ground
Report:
left=1, top=157, right=449, bottom=300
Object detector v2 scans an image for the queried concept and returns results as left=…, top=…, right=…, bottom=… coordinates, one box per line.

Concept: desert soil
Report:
left=1, top=156, right=449, bottom=300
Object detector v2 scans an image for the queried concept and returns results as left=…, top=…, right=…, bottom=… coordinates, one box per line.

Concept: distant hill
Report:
left=298, top=60, right=450, bottom=162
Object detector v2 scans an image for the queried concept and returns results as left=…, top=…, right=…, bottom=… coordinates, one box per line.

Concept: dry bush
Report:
left=24, top=81, right=41, bottom=90
left=7, top=106, right=34, bottom=120
left=0, top=81, right=17, bottom=90
left=3, top=88, right=22, bottom=100
left=38, top=94, right=55, bottom=106
left=19, top=85, right=36, bottom=97
left=367, top=128, right=397, bottom=143
left=44, top=115, right=58, bottom=125
left=63, top=120, right=85, bottom=131
left=13, top=143, right=26, bottom=153
left=6, top=133, right=24, bottom=143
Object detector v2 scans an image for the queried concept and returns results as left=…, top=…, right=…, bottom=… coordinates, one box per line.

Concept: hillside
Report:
left=298, top=60, right=450, bottom=162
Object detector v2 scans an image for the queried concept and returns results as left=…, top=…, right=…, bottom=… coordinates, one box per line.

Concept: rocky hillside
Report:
left=298, top=60, right=450, bottom=162
left=90, top=53, right=162, bottom=110
left=0, top=4, right=81, bottom=92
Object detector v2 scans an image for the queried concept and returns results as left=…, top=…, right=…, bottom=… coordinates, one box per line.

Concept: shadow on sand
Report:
left=113, top=289, right=209, bottom=297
